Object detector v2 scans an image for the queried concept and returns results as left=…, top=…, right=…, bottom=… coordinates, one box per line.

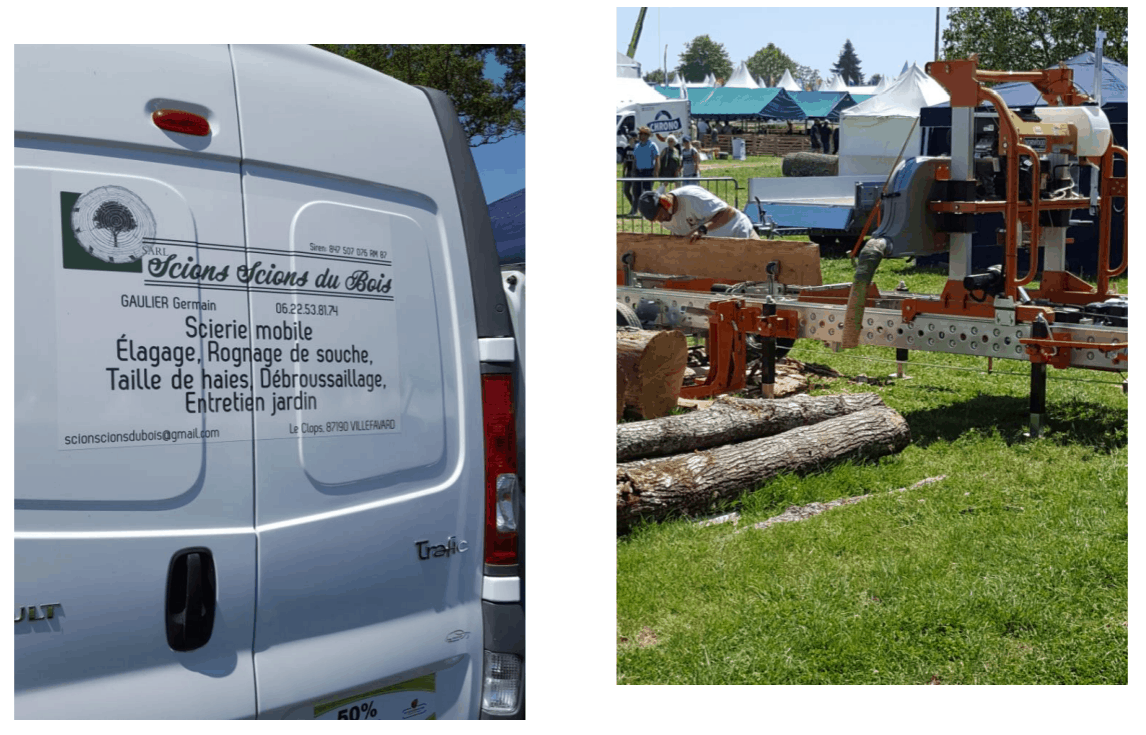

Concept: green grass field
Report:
left=616, top=156, right=1128, bottom=686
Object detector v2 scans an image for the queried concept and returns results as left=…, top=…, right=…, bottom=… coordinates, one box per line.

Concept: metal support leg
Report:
left=948, top=107, right=975, bottom=282
left=1029, top=362, right=1047, bottom=438
left=761, top=299, right=777, bottom=399
left=1027, top=316, right=1049, bottom=438
left=891, top=347, right=910, bottom=379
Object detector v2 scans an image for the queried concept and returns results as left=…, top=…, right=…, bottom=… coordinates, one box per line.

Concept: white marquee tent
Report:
left=777, top=69, right=802, bottom=91
left=823, top=74, right=849, bottom=92
left=836, top=63, right=949, bottom=177
left=616, top=75, right=669, bottom=107
left=725, top=61, right=759, bottom=88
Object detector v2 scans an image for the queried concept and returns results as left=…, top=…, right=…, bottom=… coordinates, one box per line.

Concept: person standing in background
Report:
left=657, top=135, right=682, bottom=188
left=632, top=126, right=660, bottom=202
left=680, top=135, right=701, bottom=182
left=621, top=133, right=638, bottom=215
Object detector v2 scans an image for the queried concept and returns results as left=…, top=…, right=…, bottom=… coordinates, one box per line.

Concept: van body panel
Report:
left=232, top=46, right=486, bottom=718
left=230, top=46, right=445, bottom=203
left=14, top=50, right=258, bottom=717
left=16, top=43, right=518, bottom=720
left=238, top=169, right=452, bottom=500
left=15, top=45, right=242, bottom=160
left=418, top=86, right=513, bottom=339
left=14, top=535, right=257, bottom=720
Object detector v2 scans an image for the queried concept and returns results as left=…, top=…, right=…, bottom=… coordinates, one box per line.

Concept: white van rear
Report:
left=15, top=44, right=524, bottom=719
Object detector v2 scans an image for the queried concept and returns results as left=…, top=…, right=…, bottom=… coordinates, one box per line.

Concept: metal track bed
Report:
left=617, top=282, right=1128, bottom=372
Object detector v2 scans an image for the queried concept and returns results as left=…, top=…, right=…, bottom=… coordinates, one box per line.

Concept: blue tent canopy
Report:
left=790, top=91, right=858, bottom=122
left=654, top=86, right=807, bottom=121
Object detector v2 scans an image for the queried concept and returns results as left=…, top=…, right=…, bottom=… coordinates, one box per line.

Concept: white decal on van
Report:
left=56, top=185, right=402, bottom=450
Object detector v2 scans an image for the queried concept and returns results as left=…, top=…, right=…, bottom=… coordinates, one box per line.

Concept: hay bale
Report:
left=782, top=152, right=838, bottom=177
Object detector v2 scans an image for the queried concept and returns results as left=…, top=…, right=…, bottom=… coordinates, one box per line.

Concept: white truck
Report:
left=617, top=99, right=691, bottom=161
left=15, top=44, right=524, bottom=719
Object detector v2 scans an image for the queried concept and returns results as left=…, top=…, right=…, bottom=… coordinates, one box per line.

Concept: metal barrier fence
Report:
left=616, top=176, right=740, bottom=234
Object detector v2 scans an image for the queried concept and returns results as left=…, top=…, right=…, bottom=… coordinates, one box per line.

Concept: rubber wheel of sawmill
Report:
left=616, top=302, right=642, bottom=328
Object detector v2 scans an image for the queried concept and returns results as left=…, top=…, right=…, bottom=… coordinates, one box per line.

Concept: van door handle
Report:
left=166, top=548, right=216, bottom=652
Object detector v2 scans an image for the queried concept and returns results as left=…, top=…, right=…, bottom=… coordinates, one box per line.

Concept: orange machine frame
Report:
left=922, top=56, right=1127, bottom=311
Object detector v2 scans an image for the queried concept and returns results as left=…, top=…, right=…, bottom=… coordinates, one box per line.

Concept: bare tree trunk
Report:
left=617, top=405, right=910, bottom=531
left=617, top=392, right=887, bottom=462
left=617, top=329, right=688, bottom=420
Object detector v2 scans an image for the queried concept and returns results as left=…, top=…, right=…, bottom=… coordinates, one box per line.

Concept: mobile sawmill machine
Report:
left=617, top=56, right=1127, bottom=436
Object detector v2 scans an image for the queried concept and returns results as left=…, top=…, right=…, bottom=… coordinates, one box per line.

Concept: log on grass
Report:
left=617, top=405, right=911, bottom=531
left=617, top=329, right=688, bottom=420
left=617, top=392, right=887, bottom=462
left=782, top=151, right=838, bottom=177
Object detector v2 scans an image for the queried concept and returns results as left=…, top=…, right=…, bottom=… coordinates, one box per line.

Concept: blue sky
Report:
left=617, top=7, right=951, bottom=86
left=473, top=134, right=524, bottom=205
left=473, top=54, right=525, bottom=204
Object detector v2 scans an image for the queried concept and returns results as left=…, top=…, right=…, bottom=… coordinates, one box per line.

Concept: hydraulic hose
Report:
left=841, top=237, right=890, bottom=349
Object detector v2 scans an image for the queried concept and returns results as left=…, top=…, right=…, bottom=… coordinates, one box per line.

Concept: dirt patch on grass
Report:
left=619, top=625, right=661, bottom=650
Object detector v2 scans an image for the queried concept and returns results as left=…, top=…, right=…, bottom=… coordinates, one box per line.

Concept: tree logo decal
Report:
left=71, top=185, right=156, bottom=264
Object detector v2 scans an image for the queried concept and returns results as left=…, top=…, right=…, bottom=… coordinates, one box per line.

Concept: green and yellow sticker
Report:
left=314, top=674, right=436, bottom=720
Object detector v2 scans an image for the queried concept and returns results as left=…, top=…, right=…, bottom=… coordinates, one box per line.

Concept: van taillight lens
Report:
left=152, top=109, right=211, bottom=137
left=482, top=373, right=518, bottom=566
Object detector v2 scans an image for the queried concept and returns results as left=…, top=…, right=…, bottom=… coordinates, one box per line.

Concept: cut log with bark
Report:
left=618, top=392, right=887, bottom=462
left=617, top=362, right=627, bottom=421
left=617, top=405, right=911, bottom=531
left=617, top=329, right=688, bottom=420
left=782, top=151, right=838, bottom=177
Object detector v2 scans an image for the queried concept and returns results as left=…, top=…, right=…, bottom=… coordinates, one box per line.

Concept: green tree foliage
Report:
left=746, top=43, right=799, bottom=87
left=794, top=64, right=821, bottom=91
left=643, top=69, right=666, bottom=84
left=312, top=44, right=524, bottom=147
left=830, top=39, right=864, bottom=86
left=943, top=7, right=1127, bottom=70
left=678, top=35, right=733, bottom=85
left=868, top=73, right=884, bottom=87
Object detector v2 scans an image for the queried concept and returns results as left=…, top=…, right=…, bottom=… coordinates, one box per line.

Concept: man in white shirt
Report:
left=637, top=186, right=758, bottom=241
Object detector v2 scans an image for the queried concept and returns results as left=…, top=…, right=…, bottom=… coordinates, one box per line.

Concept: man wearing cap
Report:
left=637, top=186, right=758, bottom=242
left=631, top=126, right=660, bottom=202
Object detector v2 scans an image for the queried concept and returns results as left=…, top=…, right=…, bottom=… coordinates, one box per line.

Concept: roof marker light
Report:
left=152, top=109, right=211, bottom=137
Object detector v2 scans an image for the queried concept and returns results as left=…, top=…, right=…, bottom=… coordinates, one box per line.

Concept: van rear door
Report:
left=230, top=45, right=487, bottom=720
left=14, top=44, right=257, bottom=719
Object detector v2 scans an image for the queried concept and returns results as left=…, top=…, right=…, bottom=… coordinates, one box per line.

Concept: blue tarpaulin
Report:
left=655, top=86, right=807, bottom=120
left=790, top=91, right=859, bottom=121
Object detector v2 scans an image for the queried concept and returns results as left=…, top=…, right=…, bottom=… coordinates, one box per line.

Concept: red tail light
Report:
left=482, top=373, right=518, bottom=566
left=152, top=109, right=211, bottom=137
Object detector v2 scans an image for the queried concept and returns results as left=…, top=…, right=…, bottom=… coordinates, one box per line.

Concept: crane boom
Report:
left=627, top=7, right=647, bottom=59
